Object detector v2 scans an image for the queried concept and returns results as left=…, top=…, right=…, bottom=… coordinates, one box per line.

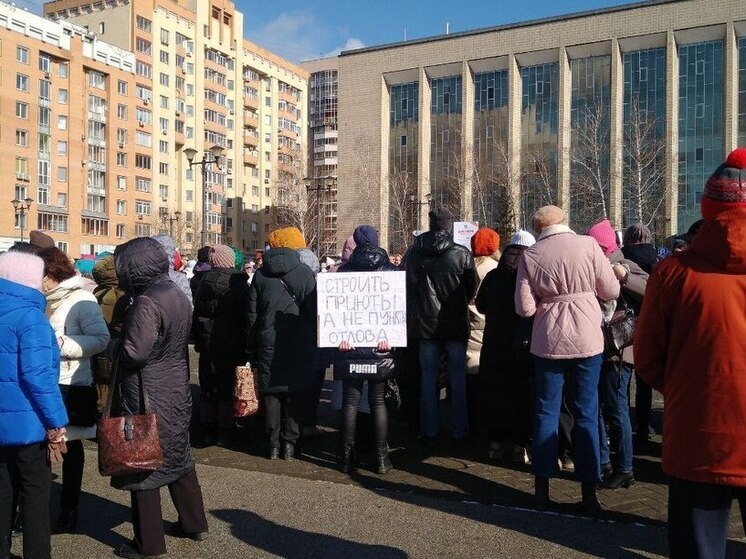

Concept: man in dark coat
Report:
left=405, top=207, right=477, bottom=444
left=193, top=245, right=249, bottom=447
left=247, top=229, right=317, bottom=460
left=108, top=237, right=208, bottom=559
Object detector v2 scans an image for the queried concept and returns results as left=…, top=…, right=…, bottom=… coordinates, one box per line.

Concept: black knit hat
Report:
left=197, top=246, right=211, bottom=263
left=428, top=207, right=454, bottom=232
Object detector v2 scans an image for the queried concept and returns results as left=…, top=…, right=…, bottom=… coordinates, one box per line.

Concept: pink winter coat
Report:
left=515, top=225, right=619, bottom=359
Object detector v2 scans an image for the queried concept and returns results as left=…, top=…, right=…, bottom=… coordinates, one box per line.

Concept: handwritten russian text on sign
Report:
left=453, top=221, right=479, bottom=249
left=317, top=271, right=407, bottom=348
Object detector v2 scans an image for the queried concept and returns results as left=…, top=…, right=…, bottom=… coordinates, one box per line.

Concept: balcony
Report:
left=243, top=152, right=258, bottom=166
left=88, top=136, right=106, bottom=147
left=88, top=110, right=106, bottom=123
left=243, top=132, right=258, bottom=148
left=243, top=95, right=259, bottom=110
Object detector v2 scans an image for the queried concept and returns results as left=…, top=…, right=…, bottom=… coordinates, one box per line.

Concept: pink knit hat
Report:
left=586, top=219, right=618, bottom=256
left=0, top=252, right=45, bottom=291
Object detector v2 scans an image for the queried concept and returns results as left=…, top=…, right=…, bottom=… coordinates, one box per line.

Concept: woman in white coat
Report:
left=39, top=247, right=109, bottom=534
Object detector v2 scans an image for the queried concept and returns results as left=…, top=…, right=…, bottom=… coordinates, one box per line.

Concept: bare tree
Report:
left=472, top=136, right=517, bottom=236
left=387, top=170, right=418, bottom=253
left=623, top=95, right=666, bottom=238
left=270, top=163, right=317, bottom=249
left=569, top=99, right=611, bottom=232
left=520, top=144, right=559, bottom=229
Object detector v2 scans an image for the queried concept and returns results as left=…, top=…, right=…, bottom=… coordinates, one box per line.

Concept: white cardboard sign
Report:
left=317, top=271, right=407, bottom=348
left=453, top=221, right=479, bottom=249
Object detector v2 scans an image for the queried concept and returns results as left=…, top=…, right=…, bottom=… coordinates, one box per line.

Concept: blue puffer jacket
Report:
left=0, top=279, right=68, bottom=445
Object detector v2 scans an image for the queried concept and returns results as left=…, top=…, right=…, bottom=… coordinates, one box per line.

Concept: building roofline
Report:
left=340, top=0, right=687, bottom=57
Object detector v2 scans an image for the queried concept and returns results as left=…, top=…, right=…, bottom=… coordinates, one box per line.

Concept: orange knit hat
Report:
left=268, top=227, right=306, bottom=250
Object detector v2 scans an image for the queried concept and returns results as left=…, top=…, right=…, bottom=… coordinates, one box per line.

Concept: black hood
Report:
left=263, top=247, right=302, bottom=277
left=114, top=237, right=169, bottom=296
left=621, top=243, right=658, bottom=274
left=344, top=245, right=397, bottom=272
left=414, top=230, right=455, bottom=256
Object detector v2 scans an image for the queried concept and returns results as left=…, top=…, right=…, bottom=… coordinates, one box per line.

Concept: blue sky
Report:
left=19, top=0, right=631, bottom=63
left=238, top=0, right=631, bottom=62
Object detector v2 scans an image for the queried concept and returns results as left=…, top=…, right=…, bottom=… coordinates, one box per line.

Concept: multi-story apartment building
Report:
left=0, top=1, right=152, bottom=254
left=337, top=0, right=746, bottom=251
left=28, top=0, right=307, bottom=255
left=302, top=56, right=339, bottom=257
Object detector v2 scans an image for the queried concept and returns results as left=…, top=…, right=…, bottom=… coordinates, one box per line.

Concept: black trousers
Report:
left=61, top=439, right=84, bottom=512
left=0, top=443, right=52, bottom=559
left=130, top=468, right=208, bottom=556
left=264, top=394, right=300, bottom=448
left=295, top=368, right=327, bottom=427
left=342, top=379, right=387, bottom=452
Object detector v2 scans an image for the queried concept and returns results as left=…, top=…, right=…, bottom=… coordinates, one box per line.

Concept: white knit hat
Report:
left=0, top=252, right=45, bottom=291
left=510, top=230, right=536, bottom=248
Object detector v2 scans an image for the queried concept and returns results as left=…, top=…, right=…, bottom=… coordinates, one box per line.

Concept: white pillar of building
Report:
left=507, top=54, right=523, bottom=229
left=418, top=67, right=432, bottom=229
left=461, top=60, right=475, bottom=221
left=379, top=76, right=391, bottom=247
left=609, top=38, right=625, bottom=228
left=724, top=21, right=739, bottom=154
left=665, top=29, right=680, bottom=236
left=557, top=46, right=572, bottom=213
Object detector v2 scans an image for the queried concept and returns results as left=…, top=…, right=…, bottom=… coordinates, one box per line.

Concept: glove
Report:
left=47, top=439, right=67, bottom=464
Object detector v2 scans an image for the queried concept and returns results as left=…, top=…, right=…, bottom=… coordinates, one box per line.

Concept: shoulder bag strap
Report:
left=100, top=357, right=153, bottom=417
left=277, top=277, right=298, bottom=309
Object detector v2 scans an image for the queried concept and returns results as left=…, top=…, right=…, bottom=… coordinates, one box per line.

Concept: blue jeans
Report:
left=668, top=476, right=746, bottom=559
left=598, top=362, right=634, bottom=472
left=533, top=355, right=602, bottom=481
left=419, top=340, right=468, bottom=439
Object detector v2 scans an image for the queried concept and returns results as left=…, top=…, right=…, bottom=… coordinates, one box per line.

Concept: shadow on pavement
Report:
left=212, top=509, right=408, bottom=559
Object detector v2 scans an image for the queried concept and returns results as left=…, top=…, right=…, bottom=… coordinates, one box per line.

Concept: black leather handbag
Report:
left=333, top=350, right=397, bottom=381
left=603, top=296, right=637, bottom=355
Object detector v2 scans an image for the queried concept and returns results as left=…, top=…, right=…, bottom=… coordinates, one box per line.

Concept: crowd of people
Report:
left=1, top=148, right=746, bottom=558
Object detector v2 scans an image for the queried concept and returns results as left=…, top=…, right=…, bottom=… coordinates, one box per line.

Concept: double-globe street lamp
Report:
left=303, top=175, right=336, bottom=255
left=162, top=210, right=182, bottom=238
left=184, top=146, right=225, bottom=248
left=11, top=198, right=34, bottom=243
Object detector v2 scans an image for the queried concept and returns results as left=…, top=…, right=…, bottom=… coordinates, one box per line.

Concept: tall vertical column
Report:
left=557, top=46, right=572, bottom=214
left=724, top=22, right=739, bottom=154
left=507, top=55, right=522, bottom=229
left=665, top=30, right=679, bottom=236
left=379, top=76, right=391, bottom=247
left=461, top=61, right=475, bottom=221
left=418, top=67, right=432, bottom=229
left=609, top=38, right=624, bottom=228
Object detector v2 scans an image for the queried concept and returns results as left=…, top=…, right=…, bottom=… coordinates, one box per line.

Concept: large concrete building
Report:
left=0, top=0, right=307, bottom=255
left=337, top=0, right=746, bottom=251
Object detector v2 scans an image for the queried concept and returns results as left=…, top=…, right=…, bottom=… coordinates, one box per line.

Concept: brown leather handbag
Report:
left=98, top=360, right=164, bottom=477
left=233, top=363, right=260, bottom=418
left=603, top=295, right=637, bottom=356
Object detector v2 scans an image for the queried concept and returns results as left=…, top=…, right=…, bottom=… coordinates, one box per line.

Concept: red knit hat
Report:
left=471, top=228, right=500, bottom=257
left=701, top=147, right=746, bottom=220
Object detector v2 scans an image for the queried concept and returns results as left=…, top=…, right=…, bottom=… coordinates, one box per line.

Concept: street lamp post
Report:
left=409, top=193, right=431, bottom=232
left=163, top=210, right=182, bottom=238
left=304, top=175, right=336, bottom=255
left=184, top=146, right=225, bottom=247
left=11, top=198, right=34, bottom=243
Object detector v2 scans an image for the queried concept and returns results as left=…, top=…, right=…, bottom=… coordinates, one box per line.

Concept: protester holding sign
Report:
left=332, top=225, right=399, bottom=475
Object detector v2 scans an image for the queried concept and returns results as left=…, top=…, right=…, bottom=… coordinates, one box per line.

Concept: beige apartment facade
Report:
left=0, top=1, right=151, bottom=254
left=42, top=0, right=308, bottom=255
left=337, top=0, right=746, bottom=251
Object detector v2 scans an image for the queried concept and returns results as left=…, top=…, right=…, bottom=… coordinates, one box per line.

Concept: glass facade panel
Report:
left=678, top=40, right=724, bottom=231
left=623, top=48, right=667, bottom=237
left=738, top=39, right=746, bottom=146
left=473, top=70, right=511, bottom=230
left=389, top=82, right=419, bottom=251
left=569, top=55, right=611, bottom=232
left=430, top=76, right=463, bottom=216
left=521, top=62, right=559, bottom=227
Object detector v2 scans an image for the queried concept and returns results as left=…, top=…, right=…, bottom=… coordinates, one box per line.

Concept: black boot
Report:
left=283, top=441, right=295, bottom=461
left=269, top=447, right=280, bottom=460
left=599, top=470, right=635, bottom=490
left=581, top=481, right=602, bottom=518
left=54, top=508, right=78, bottom=534
left=534, top=476, right=550, bottom=511
left=341, top=446, right=358, bottom=474
left=375, top=447, right=392, bottom=475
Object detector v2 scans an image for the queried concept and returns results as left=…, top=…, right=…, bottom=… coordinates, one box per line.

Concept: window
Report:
left=159, top=73, right=169, bottom=87
left=15, top=157, right=29, bottom=179
left=136, top=37, right=152, bottom=56
left=58, top=62, right=68, bottom=78
left=16, top=102, right=28, bottom=119
left=117, top=80, right=127, bottom=95
left=159, top=184, right=168, bottom=199
left=186, top=190, right=193, bottom=202
left=116, top=200, right=126, bottom=214
left=16, top=74, right=29, bottom=91
left=58, top=116, right=67, bottom=130
left=159, top=50, right=169, bottom=64
left=159, top=140, right=168, bottom=153
left=81, top=218, right=108, bottom=236
left=16, top=46, right=29, bottom=64
left=135, top=131, right=152, bottom=147
left=186, top=126, right=194, bottom=139
left=114, top=104, right=125, bottom=120
left=57, top=193, right=67, bottom=207
left=160, top=28, right=169, bottom=45
left=136, top=61, right=152, bottom=79
left=135, top=107, right=152, bottom=124
left=135, top=200, right=151, bottom=215
left=117, top=176, right=127, bottom=190
left=135, top=84, right=152, bottom=102
left=57, top=140, right=67, bottom=155
left=136, top=16, right=152, bottom=33
left=135, top=154, right=151, bottom=169
left=38, top=54, right=51, bottom=73
left=58, top=167, right=68, bottom=182
left=116, top=224, right=126, bottom=238
left=88, top=71, right=105, bottom=89
left=159, top=118, right=169, bottom=132
left=159, top=162, right=168, bottom=175
left=39, top=107, right=51, bottom=127
left=37, top=213, right=68, bottom=232
left=135, top=177, right=151, bottom=192
left=159, top=95, right=169, bottom=109
left=116, top=152, right=127, bottom=166
left=15, top=129, right=28, bottom=147
left=39, top=79, right=51, bottom=100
